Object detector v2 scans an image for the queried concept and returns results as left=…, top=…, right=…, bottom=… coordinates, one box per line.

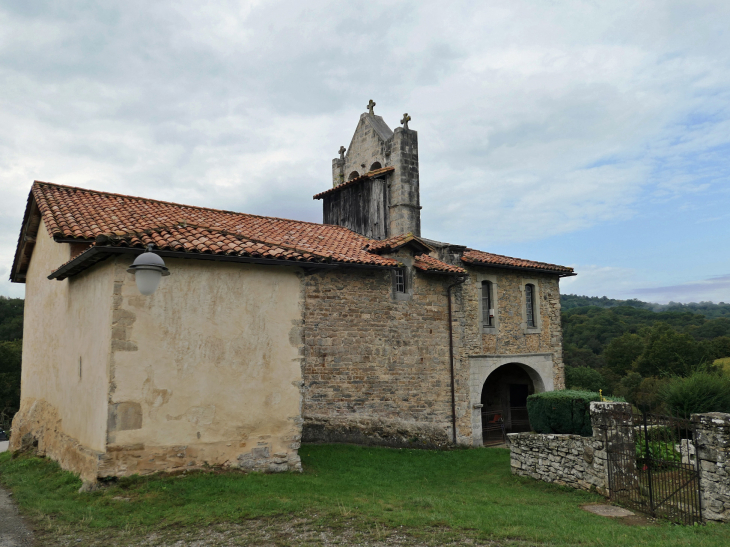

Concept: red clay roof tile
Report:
left=414, top=254, right=466, bottom=274
left=20, top=181, right=572, bottom=281
left=31, top=181, right=397, bottom=268
left=313, top=166, right=394, bottom=199
left=462, top=249, right=574, bottom=275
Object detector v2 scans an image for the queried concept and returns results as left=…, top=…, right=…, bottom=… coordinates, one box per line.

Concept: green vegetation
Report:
left=527, top=390, right=621, bottom=436
left=2, top=445, right=729, bottom=546
left=561, top=295, right=730, bottom=318
left=0, top=296, right=23, bottom=429
left=660, top=372, right=730, bottom=415
left=561, top=295, right=730, bottom=413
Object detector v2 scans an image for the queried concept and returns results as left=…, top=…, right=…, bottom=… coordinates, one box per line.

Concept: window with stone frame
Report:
left=394, top=268, right=406, bottom=293
left=525, top=283, right=536, bottom=328
left=481, top=280, right=494, bottom=327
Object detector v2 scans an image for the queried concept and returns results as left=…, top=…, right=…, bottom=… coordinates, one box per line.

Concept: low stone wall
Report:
left=693, top=413, right=730, bottom=522
left=508, top=401, right=626, bottom=496
left=508, top=432, right=608, bottom=495
left=510, top=403, right=730, bottom=524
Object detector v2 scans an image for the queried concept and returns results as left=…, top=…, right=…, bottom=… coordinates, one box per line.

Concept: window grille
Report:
left=525, top=283, right=536, bottom=327
left=481, top=280, right=493, bottom=327
left=394, top=268, right=406, bottom=293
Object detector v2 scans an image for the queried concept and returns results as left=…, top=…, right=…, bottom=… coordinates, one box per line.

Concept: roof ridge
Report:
left=32, top=180, right=357, bottom=232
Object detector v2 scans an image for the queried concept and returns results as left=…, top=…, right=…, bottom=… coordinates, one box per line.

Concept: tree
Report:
left=0, top=339, right=22, bottom=414
left=636, top=325, right=708, bottom=377
left=603, top=332, right=644, bottom=376
left=565, top=366, right=604, bottom=392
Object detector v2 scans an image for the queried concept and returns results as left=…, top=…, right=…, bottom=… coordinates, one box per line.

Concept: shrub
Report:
left=526, top=390, right=623, bottom=437
left=660, top=371, right=730, bottom=415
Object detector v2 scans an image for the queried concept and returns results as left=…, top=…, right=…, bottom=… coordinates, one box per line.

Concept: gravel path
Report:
left=0, top=486, right=33, bottom=547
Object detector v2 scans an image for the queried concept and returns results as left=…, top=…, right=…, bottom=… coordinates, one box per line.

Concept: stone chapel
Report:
left=9, top=102, right=575, bottom=481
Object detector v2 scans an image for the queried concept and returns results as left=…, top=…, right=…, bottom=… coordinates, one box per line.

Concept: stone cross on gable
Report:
left=400, top=113, right=411, bottom=129
left=367, top=99, right=376, bottom=115
left=338, top=146, right=346, bottom=160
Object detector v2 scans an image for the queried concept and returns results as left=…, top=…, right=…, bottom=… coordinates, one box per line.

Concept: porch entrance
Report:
left=481, top=363, right=535, bottom=446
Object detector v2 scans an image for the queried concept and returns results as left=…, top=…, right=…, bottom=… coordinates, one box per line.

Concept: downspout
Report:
left=447, top=275, right=466, bottom=445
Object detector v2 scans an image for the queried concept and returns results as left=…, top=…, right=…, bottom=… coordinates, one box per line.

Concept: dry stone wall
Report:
left=509, top=432, right=608, bottom=494
left=508, top=402, right=629, bottom=495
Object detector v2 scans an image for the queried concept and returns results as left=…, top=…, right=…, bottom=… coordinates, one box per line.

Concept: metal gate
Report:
left=604, top=409, right=702, bottom=525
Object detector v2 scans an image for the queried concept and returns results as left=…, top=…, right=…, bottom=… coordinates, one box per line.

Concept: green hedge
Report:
left=527, top=390, right=623, bottom=437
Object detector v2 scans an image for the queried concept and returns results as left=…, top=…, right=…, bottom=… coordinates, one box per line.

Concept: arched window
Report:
left=348, top=171, right=360, bottom=180
left=481, top=280, right=493, bottom=327
left=370, top=161, right=382, bottom=171
left=525, top=284, right=536, bottom=328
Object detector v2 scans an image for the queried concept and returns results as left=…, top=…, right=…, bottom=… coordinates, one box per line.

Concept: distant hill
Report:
left=561, top=294, right=730, bottom=319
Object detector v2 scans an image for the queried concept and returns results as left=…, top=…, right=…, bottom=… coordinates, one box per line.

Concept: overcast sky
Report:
left=1, top=1, right=728, bottom=303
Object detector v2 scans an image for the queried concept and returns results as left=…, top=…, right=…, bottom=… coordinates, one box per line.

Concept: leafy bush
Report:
left=660, top=371, right=730, bottom=415
left=526, top=390, right=622, bottom=437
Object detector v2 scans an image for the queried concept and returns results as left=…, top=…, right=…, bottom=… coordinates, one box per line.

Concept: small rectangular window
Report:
left=525, top=283, right=536, bottom=328
left=482, top=281, right=493, bottom=327
left=394, top=268, right=406, bottom=293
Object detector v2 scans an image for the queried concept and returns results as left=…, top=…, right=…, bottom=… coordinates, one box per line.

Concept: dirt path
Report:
left=0, top=486, right=33, bottom=547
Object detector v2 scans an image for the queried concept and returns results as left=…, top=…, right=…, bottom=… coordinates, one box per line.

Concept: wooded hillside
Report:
left=0, top=296, right=23, bottom=428
left=561, top=294, right=730, bottom=409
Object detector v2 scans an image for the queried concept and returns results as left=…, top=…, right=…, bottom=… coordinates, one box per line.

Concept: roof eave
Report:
left=10, top=189, right=42, bottom=284
left=462, top=260, right=575, bottom=277
left=47, top=246, right=400, bottom=281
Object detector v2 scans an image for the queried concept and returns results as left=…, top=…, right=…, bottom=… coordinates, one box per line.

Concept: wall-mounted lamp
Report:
left=126, top=244, right=170, bottom=295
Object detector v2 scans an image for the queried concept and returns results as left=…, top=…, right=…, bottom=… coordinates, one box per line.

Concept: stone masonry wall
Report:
left=302, top=260, right=567, bottom=447
left=459, top=267, right=565, bottom=390
left=693, top=412, right=730, bottom=522
left=508, top=402, right=631, bottom=496
left=302, top=267, right=457, bottom=447
left=509, top=432, right=608, bottom=495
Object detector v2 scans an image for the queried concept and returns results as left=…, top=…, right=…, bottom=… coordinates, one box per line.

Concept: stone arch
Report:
left=369, top=161, right=382, bottom=171
left=468, top=354, right=555, bottom=446
left=348, top=171, right=360, bottom=180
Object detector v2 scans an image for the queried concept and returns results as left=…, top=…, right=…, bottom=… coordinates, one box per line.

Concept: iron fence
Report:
left=603, top=408, right=702, bottom=525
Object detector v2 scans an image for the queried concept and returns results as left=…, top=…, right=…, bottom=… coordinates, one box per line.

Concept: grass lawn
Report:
left=1, top=444, right=728, bottom=546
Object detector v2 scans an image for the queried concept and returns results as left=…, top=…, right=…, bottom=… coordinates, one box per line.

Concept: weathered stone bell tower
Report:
left=318, top=101, right=421, bottom=239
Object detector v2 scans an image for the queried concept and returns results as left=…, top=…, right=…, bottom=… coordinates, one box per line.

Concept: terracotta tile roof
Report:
left=313, top=166, right=394, bottom=200
left=13, top=181, right=573, bottom=282
left=30, top=181, right=397, bottom=269
left=364, top=233, right=434, bottom=254
left=414, top=254, right=466, bottom=274
left=462, top=249, right=574, bottom=275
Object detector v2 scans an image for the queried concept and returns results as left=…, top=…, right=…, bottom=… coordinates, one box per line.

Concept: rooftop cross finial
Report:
left=338, top=146, right=346, bottom=160
left=400, top=113, right=411, bottom=129
left=367, top=99, right=376, bottom=115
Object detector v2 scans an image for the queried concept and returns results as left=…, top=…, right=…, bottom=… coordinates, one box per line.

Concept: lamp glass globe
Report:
left=135, top=269, right=162, bottom=296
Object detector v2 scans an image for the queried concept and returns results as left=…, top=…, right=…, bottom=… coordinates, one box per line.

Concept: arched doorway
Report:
left=480, top=363, right=542, bottom=446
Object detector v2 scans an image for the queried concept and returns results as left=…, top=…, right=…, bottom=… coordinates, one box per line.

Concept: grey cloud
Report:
left=631, top=274, right=730, bottom=304
left=1, top=1, right=730, bottom=299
